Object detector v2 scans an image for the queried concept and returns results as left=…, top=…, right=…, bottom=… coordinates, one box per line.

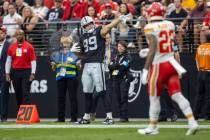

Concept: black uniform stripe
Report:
left=100, top=63, right=106, bottom=91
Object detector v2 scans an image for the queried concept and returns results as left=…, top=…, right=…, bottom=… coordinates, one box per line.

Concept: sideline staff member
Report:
left=5, top=29, right=36, bottom=108
left=0, top=27, right=10, bottom=122
left=51, top=35, right=79, bottom=123
left=109, top=41, right=132, bottom=122
left=194, top=33, right=210, bottom=120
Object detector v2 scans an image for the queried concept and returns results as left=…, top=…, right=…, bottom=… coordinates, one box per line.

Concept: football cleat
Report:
left=170, top=114, right=178, bottom=122
left=75, top=118, right=90, bottom=124
left=186, top=122, right=198, bottom=135
left=103, top=118, right=114, bottom=125
left=137, top=127, right=159, bottom=135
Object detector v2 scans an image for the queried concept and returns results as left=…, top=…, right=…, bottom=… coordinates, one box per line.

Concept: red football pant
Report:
left=148, top=61, right=181, bottom=97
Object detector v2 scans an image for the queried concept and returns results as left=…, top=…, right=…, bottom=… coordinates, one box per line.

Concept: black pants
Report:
left=56, top=77, right=78, bottom=121
left=11, top=69, right=31, bottom=108
left=193, top=71, right=210, bottom=119
left=0, top=80, right=10, bottom=120
left=104, top=77, right=113, bottom=112
left=112, top=78, right=129, bottom=119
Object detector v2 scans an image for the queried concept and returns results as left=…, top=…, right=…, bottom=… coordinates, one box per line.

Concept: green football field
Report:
left=0, top=120, right=210, bottom=140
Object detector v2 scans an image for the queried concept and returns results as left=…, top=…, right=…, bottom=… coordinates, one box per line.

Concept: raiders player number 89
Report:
left=72, top=15, right=129, bottom=124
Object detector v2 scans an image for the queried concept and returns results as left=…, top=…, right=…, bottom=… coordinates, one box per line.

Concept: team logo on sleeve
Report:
left=128, top=69, right=142, bottom=103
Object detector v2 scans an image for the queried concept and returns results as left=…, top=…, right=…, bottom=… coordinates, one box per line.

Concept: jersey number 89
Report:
left=159, top=30, right=174, bottom=53
left=83, top=36, right=98, bottom=52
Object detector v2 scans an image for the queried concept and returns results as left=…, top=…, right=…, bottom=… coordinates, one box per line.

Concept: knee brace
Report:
left=171, top=92, right=192, bottom=116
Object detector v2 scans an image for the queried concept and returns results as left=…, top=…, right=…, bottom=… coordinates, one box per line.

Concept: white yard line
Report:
left=0, top=124, right=210, bottom=129
left=5, top=118, right=196, bottom=122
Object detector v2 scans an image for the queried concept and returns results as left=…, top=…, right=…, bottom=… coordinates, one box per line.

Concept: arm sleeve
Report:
left=5, top=56, right=12, bottom=74
left=31, top=60, right=37, bottom=74
left=30, top=45, right=36, bottom=61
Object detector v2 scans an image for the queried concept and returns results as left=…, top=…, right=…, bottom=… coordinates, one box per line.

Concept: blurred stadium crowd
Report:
left=0, top=0, right=210, bottom=53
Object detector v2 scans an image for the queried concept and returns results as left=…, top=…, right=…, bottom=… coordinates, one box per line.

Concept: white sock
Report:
left=106, top=112, right=113, bottom=119
left=148, top=96, right=160, bottom=129
left=149, top=96, right=160, bottom=121
left=171, top=92, right=196, bottom=124
left=83, top=113, right=90, bottom=120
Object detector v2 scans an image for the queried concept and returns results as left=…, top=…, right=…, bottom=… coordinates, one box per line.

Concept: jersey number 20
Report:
left=83, top=36, right=98, bottom=52
left=159, top=30, right=174, bottom=53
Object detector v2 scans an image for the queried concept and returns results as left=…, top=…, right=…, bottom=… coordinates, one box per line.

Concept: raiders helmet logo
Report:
left=128, top=69, right=142, bottom=103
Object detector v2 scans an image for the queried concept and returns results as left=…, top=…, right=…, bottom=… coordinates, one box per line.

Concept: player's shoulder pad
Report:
left=144, top=23, right=156, bottom=34
left=164, top=20, right=175, bottom=29
left=144, top=23, right=158, bottom=34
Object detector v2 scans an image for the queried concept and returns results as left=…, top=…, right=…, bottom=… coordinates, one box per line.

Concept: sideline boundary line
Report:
left=0, top=124, right=210, bottom=129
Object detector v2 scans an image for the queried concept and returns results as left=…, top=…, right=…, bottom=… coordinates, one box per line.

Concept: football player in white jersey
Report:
left=137, top=2, right=198, bottom=135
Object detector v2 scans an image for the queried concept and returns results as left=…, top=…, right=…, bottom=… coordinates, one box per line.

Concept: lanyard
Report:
left=61, top=52, right=70, bottom=64
left=118, top=55, right=124, bottom=64
left=107, top=45, right=111, bottom=64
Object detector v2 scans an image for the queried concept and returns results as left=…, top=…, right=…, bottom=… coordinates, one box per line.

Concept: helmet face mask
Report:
left=81, top=16, right=96, bottom=33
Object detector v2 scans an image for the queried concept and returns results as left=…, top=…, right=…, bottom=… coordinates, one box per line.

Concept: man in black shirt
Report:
left=45, top=0, right=64, bottom=21
left=168, top=2, right=188, bottom=26
left=168, top=0, right=188, bottom=50
left=100, top=3, right=116, bottom=25
left=45, top=0, right=64, bottom=30
left=15, top=0, right=25, bottom=16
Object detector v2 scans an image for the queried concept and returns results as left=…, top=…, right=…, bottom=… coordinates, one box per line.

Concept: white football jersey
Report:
left=144, top=20, right=176, bottom=64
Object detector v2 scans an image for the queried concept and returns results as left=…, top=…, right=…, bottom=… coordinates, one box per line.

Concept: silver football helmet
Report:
left=81, top=16, right=96, bottom=33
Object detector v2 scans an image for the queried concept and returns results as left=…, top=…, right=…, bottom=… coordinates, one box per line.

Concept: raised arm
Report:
left=100, top=17, right=122, bottom=37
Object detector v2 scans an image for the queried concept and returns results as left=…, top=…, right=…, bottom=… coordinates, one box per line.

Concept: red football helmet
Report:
left=147, top=2, right=165, bottom=21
